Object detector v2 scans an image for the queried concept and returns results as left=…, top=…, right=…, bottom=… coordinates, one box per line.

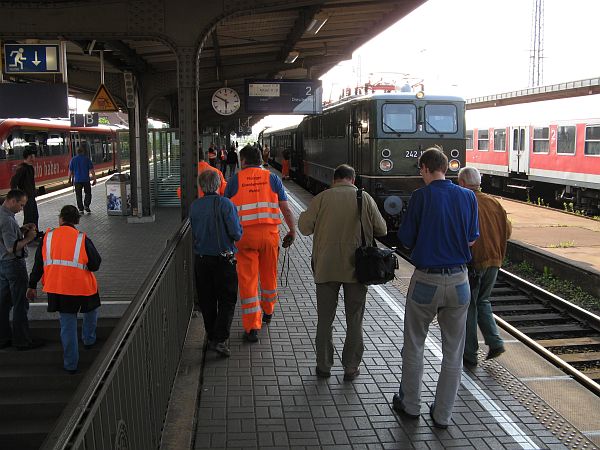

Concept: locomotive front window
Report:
left=382, top=103, right=416, bottom=133
left=584, top=125, right=600, bottom=156
left=557, top=126, right=576, bottom=155
left=424, top=104, right=457, bottom=133
left=532, top=127, right=549, bottom=153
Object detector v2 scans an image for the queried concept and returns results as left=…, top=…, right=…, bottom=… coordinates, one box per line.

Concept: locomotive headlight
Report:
left=381, top=148, right=391, bottom=158
left=450, top=149, right=460, bottom=158
left=380, top=159, right=393, bottom=172
left=449, top=159, right=460, bottom=171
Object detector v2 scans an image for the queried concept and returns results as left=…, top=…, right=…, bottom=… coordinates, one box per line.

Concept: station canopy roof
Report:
left=2, top=0, right=426, bottom=129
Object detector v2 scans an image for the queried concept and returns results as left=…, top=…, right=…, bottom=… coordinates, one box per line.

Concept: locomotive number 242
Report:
left=405, top=150, right=424, bottom=158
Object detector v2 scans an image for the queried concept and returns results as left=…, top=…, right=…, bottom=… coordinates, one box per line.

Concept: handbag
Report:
left=354, top=188, right=398, bottom=285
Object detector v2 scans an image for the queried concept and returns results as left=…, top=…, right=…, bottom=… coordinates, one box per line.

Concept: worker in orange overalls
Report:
left=225, top=145, right=296, bottom=342
left=177, top=151, right=226, bottom=199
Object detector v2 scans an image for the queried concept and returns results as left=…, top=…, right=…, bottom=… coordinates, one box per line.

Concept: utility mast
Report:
left=529, top=0, right=545, bottom=87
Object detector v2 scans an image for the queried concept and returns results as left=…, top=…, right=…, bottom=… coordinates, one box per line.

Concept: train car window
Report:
left=47, top=133, right=67, bottom=156
left=424, top=104, right=457, bottom=133
left=466, top=130, right=473, bottom=150
left=478, top=130, right=489, bottom=151
left=382, top=103, right=416, bottom=133
left=494, top=129, right=506, bottom=152
left=557, top=126, right=576, bottom=154
left=584, top=125, right=600, bottom=156
left=532, top=127, right=549, bottom=153
left=5, top=130, right=35, bottom=160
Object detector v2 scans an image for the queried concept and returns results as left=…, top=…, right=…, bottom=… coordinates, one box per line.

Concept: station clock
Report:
left=211, top=87, right=241, bottom=116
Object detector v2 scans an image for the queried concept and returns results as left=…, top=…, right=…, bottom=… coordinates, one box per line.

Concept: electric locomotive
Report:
left=265, top=92, right=467, bottom=230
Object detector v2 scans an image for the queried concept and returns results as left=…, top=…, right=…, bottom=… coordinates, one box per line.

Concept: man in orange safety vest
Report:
left=224, top=145, right=296, bottom=342
left=177, top=151, right=227, bottom=199
left=26, top=205, right=101, bottom=374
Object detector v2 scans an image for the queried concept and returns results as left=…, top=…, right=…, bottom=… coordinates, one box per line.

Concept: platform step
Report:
left=506, top=184, right=529, bottom=190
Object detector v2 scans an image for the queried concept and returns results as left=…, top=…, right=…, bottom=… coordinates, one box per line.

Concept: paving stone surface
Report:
left=194, top=181, right=565, bottom=450
left=19, top=180, right=181, bottom=311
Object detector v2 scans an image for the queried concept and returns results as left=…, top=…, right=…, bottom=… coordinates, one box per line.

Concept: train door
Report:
left=509, top=126, right=529, bottom=174
left=349, top=105, right=364, bottom=177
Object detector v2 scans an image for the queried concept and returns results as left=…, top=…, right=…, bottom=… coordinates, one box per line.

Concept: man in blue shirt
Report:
left=69, top=147, right=97, bottom=214
left=392, top=147, right=479, bottom=430
left=190, top=170, right=242, bottom=357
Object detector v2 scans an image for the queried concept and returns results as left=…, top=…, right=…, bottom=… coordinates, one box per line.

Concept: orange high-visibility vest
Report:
left=231, top=167, right=281, bottom=227
left=41, top=226, right=98, bottom=296
left=176, top=161, right=227, bottom=199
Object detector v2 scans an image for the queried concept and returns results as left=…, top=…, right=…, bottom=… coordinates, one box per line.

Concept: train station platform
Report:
left=24, top=179, right=181, bottom=317
left=159, top=178, right=600, bottom=450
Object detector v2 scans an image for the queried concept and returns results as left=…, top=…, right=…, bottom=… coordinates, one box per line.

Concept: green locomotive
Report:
left=264, top=92, right=466, bottom=230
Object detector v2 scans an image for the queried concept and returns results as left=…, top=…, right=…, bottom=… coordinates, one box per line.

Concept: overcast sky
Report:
left=256, top=0, right=599, bottom=131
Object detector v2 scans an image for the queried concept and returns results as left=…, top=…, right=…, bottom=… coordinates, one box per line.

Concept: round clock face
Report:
left=212, top=87, right=241, bottom=116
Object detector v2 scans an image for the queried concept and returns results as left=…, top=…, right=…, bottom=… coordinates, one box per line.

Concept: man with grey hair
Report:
left=189, top=170, right=242, bottom=357
left=458, top=167, right=512, bottom=367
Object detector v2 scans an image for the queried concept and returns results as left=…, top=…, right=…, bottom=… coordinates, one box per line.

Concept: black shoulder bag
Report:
left=354, top=188, right=398, bottom=285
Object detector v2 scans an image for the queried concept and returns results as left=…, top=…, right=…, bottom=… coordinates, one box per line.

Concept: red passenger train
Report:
left=466, top=118, right=600, bottom=214
left=0, top=118, right=129, bottom=195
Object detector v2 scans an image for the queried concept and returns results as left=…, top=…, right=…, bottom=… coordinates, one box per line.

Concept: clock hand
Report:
left=215, top=95, right=229, bottom=104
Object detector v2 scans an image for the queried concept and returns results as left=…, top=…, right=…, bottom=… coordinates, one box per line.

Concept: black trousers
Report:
left=194, top=255, right=238, bottom=342
left=22, top=197, right=39, bottom=230
left=74, top=182, right=92, bottom=211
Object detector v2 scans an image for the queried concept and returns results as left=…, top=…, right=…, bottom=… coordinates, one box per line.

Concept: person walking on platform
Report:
left=176, top=151, right=227, bottom=200
left=225, top=145, right=296, bottom=342
left=262, top=145, right=270, bottom=167
left=392, top=147, right=479, bottom=429
left=458, top=167, right=511, bottom=366
left=26, top=205, right=101, bottom=374
left=10, top=146, right=43, bottom=239
left=208, top=143, right=218, bottom=168
left=298, top=164, right=387, bottom=381
left=0, top=189, right=42, bottom=351
left=69, top=147, right=97, bottom=214
left=281, top=147, right=291, bottom=180
left=190, top=170, right=242, bottom=357
left=218, top=145, right=228, bottom=174
left=226, top=145, right=239, bottom=177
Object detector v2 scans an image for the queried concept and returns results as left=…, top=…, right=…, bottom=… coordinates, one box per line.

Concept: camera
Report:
left=220, top=251, right=236, bottom=265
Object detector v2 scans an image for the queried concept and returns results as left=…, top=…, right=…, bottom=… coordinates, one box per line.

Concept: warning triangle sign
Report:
left=88, top=84, right=119, bottom=112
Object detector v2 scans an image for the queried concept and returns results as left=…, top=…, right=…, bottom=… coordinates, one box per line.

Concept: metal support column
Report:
left=176, top=46, right=198, bottom=219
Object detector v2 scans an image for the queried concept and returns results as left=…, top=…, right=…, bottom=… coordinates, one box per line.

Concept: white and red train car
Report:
left=466, top=116, right=600, bottom=214
left=0, top=118, right=129, bottom=195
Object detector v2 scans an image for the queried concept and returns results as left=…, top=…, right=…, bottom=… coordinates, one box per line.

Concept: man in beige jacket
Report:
left=299, top=164, right=387, bottom=381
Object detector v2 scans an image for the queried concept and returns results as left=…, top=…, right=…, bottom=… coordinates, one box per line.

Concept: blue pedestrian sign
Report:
left=3, top=44, right=61, bottom=74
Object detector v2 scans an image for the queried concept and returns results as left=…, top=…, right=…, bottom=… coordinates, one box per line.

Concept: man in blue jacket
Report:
left=69, top=147, right=97, bottom=214
left=189, top=170, right=242, bottom=357
left=392, top=147, right=479, bottom=429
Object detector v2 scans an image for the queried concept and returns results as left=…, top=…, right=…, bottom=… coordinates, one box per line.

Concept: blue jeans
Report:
left=59, top=309, right=98, bottom=371
left=464, top=267, right=504, bottom=364
left=398, top=268, right=470, bottom=426
left=0, top=258, right=31, bottom=347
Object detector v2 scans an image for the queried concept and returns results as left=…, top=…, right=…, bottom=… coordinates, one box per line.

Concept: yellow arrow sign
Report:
left=88, top=84, right=119, bottom=112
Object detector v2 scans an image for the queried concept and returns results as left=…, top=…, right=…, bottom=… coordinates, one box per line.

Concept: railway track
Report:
left=383, top=236, right=600, bottom=396
left=492, top=269, right=600, bottom=394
